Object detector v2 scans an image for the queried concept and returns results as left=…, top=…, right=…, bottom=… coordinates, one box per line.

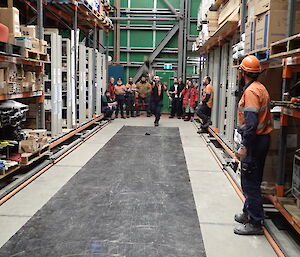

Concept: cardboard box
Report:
left=23, top=129, right=47, bottom=139
left=207, top=10, right=219, bottom=20
left=0, top=7, right=20, bottom=35
left=20, top=139, right=39, bottom=153
left=0, top=82, right=8, bottom=95
left=8, top=32, right=21, bottom=44
left=255, top=0, right=300, bottom=16
left=218, top=0, right=241, bottom=25
left=0, top=69, right=4, bottom=82
left=39, top=39, right=47, bottom=53
left=31, top=38, right=40, bottom=51
left=20, top=25, right=36, bottom=38
left=38, top=137, right=48, bottom=148
left=255, top=10, right=300, bottom=51
left=25, top=72, right=36, bottom=83
left=247, top=0, right=256, bottom=21
left=15, top=37, right=32, bottom=49
left=20, top=82, right=31, bottom=92
left=244, top=21, right=255, bottom=53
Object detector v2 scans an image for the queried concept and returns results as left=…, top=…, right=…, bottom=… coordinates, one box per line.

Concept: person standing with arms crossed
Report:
left=169, top=77, right=184, bottom=119
left=114, top=78, right=126, bottom=119
left=149, top=75, right=172, bottom=126
left=125, top=77, right=137, bottom=118
left=196, top=76, right=213, bottom=133
left=234, top=55, right=272, bottom=235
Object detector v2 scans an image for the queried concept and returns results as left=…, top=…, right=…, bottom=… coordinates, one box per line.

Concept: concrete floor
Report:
left=0, top=116, right=276, bottom=257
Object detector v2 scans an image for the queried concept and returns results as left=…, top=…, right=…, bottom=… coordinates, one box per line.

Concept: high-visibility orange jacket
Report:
left=238, top=81, right=273, bottom=147
left=125, top=83, right=137, bottom=93
left=202, top=84, right=213, bottom=108
left=114, top=84, right=126, bottom=95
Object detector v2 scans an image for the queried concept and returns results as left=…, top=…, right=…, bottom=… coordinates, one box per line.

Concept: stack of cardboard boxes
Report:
left=0, top=7, right=21, bottom=44
left=19, top=129, right=48, bottom=153
left=245, top=0, right=300, bottom=54
left=206, top=11, right=219, bottom=36
left=19, top=25, right=47, bottom=54
left=0, top=6, right=46, bottom=96
left=0, top=6, right=47, bottom=54
left=218, top=0, right=241, bottom=28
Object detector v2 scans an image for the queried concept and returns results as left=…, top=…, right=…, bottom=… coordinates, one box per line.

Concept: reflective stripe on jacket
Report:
left=238, top=81, right=273, bottom=137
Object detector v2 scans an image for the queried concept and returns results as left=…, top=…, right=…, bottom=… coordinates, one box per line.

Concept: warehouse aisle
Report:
left=0, top=118, right=276, bottom=257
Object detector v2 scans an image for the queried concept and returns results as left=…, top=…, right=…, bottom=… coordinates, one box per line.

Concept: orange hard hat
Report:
left=239, top=55, right=261, bottom=73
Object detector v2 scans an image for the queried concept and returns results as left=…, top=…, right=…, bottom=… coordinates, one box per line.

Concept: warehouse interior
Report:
left=0, top=0, right=300, bottom=256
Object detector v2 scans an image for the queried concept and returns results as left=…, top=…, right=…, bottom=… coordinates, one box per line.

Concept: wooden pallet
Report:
left=93, top=9, right=104, bottom=20
left=270, top=33, right=300, bottom=59
left=0, top=164, right=20, bottom=179
left=0, top=41, right=22, bottom=57
left=23, top=49, right=49, bottom=62
left=20, top=144, right=50, bottom=166
left=280, top=198, right=300, bottom=225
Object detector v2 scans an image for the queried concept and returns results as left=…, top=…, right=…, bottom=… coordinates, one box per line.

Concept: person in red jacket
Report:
left=180, top=80, right=198, bottom=121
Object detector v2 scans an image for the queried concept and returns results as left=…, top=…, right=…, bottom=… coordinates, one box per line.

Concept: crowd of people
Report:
left=102, top=55, right=274, bottom=236
left=102, top=74, right=214, bottom=129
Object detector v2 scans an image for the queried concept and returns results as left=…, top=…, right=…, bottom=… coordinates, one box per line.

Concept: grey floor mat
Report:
left=0, top=126, right=206, bottom=257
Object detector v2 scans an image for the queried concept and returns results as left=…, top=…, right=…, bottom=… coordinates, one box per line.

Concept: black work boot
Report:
left=202, top=120, right=212, bottom=129
left=234, top=222, right=264, bottom=235
left=197, top=127, right=206, bottom=134
left=234, top=212, right=250, bottom=224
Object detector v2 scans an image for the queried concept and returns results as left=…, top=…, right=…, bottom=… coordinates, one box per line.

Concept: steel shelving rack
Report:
left=0, top=0, right=113, bottom=179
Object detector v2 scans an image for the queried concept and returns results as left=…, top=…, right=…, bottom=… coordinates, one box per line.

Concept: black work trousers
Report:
left=150, top=100, right=163, bottom=122
left=170, top=97, right=183, bottom=117
left=115, top=95, right=125, bottom=117
left=126, top=95, right=135, bottom=116
left=196, top=104, right=211, bottom=124
left=241, top=134, right=270, bottom=222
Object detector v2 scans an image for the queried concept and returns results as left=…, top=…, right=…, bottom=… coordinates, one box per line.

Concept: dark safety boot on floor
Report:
left=169, top=115, right=174, bottom=118
left=147, top=113, right=151, bottom=117
left=234, top=222, right=264, bottom=235
left=197, top=128, right=206, bottom=134
left=202, top=120, right=212, bottom=129
left=234, top=212, right=250, bottom=224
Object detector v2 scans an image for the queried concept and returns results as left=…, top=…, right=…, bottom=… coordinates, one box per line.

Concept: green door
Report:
left=155, top=71, right=175, bottom=113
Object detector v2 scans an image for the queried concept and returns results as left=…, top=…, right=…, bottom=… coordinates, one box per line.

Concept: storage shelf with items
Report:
left=0, top=0, right=111, bottom=180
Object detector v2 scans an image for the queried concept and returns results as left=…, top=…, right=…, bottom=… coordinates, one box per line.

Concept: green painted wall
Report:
left=107, top=0, right=202, bottom=85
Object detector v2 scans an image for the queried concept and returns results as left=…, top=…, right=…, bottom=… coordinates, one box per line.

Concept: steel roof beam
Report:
left=132, top=23, right=179, bottom=82
left=162, top=0, right=178, bottom=16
